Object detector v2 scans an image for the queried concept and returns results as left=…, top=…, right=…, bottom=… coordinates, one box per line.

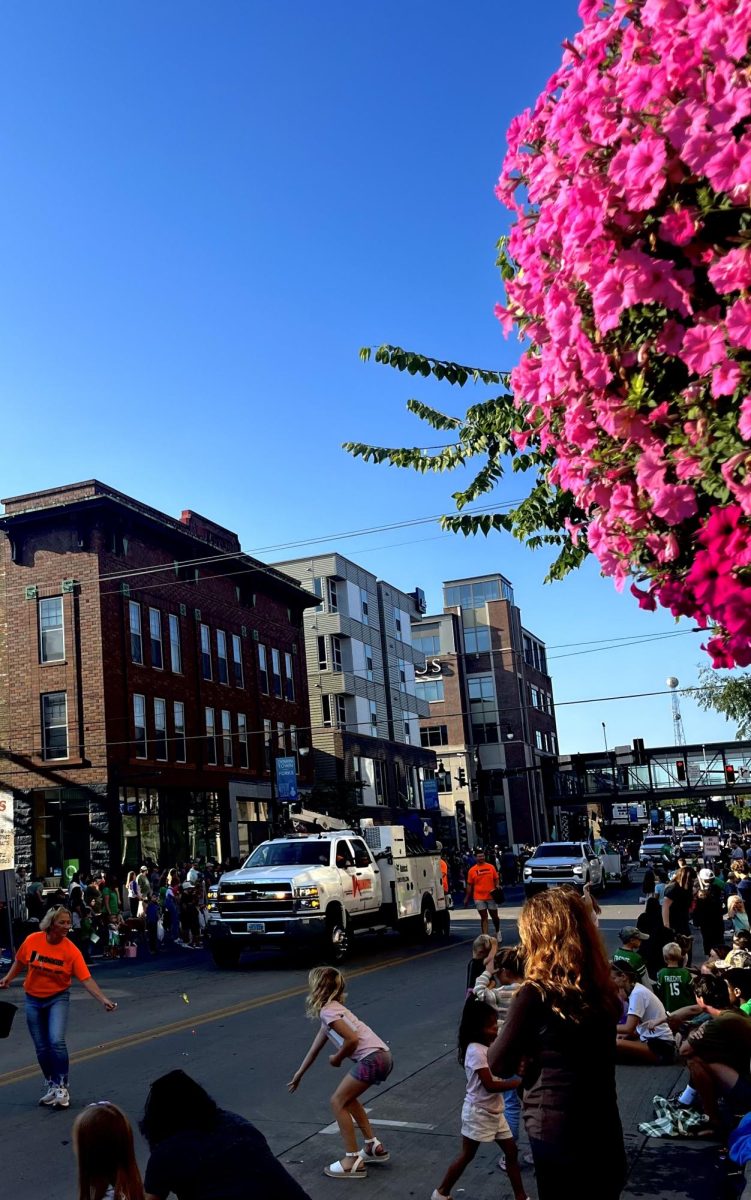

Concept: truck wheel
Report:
left=325, top=911, right=350, bottom=963
left=420, top=899, right=436, bottom=941
left=210, top=943, right=242, bottom=970
left=436, top=908, right=451, bottom=939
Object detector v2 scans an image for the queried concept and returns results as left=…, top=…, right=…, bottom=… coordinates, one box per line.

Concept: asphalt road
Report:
left=0, top=883, right=729, bottom=1199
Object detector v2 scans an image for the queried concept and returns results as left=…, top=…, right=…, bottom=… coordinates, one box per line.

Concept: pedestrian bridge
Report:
left=554, top=739, right=751, bottom=805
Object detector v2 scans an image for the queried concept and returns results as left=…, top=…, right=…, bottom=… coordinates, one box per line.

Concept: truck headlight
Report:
left=523, top=867, right=532, bottom=877
left=207, top=903, right=218, bottom=912
left=572, top=866, right=584, bottom=875
left=295, top=886, right=320, bottom=909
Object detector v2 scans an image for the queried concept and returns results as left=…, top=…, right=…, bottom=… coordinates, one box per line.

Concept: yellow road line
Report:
left=0, top=938, right=469, bottom=1089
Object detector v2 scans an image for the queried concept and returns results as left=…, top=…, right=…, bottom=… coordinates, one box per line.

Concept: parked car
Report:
left=522, top=841, right=605, bottom=897
left=680, top=833, right=704, bottom=857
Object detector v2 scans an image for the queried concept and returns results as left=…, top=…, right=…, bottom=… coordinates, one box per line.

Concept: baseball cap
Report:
left=724, top=949, right=751, bottom=969
left=619, top=926, right=649, bottom=942
left=699, top=868, right=715, bottom=884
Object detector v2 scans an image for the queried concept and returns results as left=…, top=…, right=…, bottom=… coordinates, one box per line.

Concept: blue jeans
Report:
left=502, top=1082, right=521, bottom=1141
left=25, top=990, right=70, bottom=1086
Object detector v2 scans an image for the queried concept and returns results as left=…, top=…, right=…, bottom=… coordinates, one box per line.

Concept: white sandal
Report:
left=361, top=1136, right=390, bottom=1163
left=324, top=1152, right=368, bottom=1179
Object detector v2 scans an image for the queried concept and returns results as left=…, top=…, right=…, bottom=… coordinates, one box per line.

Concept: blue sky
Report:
left=0, top=2, right=736, bottom=752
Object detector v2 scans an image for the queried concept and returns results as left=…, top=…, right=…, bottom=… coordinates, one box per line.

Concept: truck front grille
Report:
left=218, top=881, right=295, bottom=917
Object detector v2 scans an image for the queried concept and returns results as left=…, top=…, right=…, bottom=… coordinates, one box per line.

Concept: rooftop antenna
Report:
left=666, top=676, right=686, bottom=746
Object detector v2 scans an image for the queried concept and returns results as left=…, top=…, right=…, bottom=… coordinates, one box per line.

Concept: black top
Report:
left=663, top=881, right=692, bottom=936
left=489, top=982, right=624, bottom=1153
left=466, top=957, right=487, bottom=991
left=692, top=888, right=725, bottom=939
left=636, top=912, right=677, bottom=978
left=143, top=1110, right=312, bottom=1200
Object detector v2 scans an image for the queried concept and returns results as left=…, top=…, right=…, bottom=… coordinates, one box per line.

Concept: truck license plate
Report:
left=247, top=921, right=265, bottom=934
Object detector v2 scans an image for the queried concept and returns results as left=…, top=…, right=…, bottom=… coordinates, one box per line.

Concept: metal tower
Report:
left=666, top=676, right=686, bottom=746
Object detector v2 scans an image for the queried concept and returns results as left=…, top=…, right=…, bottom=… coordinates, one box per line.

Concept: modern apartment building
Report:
left=0, top=481, right=316, bottom=877
left=273, top=553, right=437, bottom=821
left=414, top=573, right=558, bottom=849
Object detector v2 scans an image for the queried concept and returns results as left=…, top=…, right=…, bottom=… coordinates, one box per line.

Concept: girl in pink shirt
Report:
left=288, top=966, right=393, bottom=1179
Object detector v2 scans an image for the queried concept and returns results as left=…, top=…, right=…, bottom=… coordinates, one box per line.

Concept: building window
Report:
left=535, top=729, right=544, bottom=751
left=312, top=577, right=324, bottom=612
left=472, top=722, right=499, bottom=744
left=370, top=700, right=378, bottom=732
left=327, top=578, right=339, bottom=613
left=284, top=651, right=295, bottom=701
left=290, top=724, right=298, bottom=755
left=393, top=607, right=402, bottom=635
left=317, top=636, right=328, bottom=671
left=374, top=759, right=387, bottom=804
left=403, top=720, right=412, bottom=744
left=221, top=710, right=233, bottom=765
left=271, top=648, right=282, bottom=697
left=39, top=597, right=64, bottom=663
left=174, top=701, right=186, bottom=763
left=464, top=625, right=491, bottom=653
left=42, top=691, right=68, bottom=760
left=154, top=698, right=167, bottom=760
left=361, top=588, right=369, bottom=623
left=133, top=694, right=146, bottom=759
left=168, top=614, right=182, bottom=673
left=398, top=658, right=408, bottom=691
left=275, top=721, right=285, bottom=753
left=149, top=608, right=163, bottom=669
left=336, top=696, right=347, bottom=730
left=436, top=770, right=453, bottom=794
left=413, top=631, right=440, bottom=656
left=420, top=724, right=449, bottom=747
left=200, top=624, right=212, bottom=680
left=468, top=675, right=495, bottom=702
left=523, top=634, right=533, bottom=667
left=263, top=718, right=272, bottom=768
left=414, top=679, right=444, bottom=702
left=129, top=601, right=143, bottom=664
left=237, top=713, right=249, bottom=768
left=258, top=644, right=269, bottom=694
left=322, top=696, right=333, bottom=728
left=205, top=707, right=217, bottom=765
left=216, top=630, right=229, bottom=684
left=331, top=636, right=342, bottom=673
left=232, top=634, right=244, bottom=687
left=365, top=650, right=374, bottom=682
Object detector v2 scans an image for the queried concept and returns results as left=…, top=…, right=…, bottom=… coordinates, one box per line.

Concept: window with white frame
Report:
left=129, top=601, right=143, bottom=664
left=263, top=718, right=272, bottom=768
left=205, top=706, right=217, bottom=765
left=133, top=694, right=146, bottom=758
left=331, top=635, right=342, bottom=673
left=322, top=695, right=333, bottom=728
left=414, top=678, right=444, bottom=702
left=284, top=651, right=295, bottom=701
left=336, top=696, right=347, bottom=729
left=216, top=630, right=229, bottom=684
left=312, top=577, right=324, bottom=612
left=168, top=614, right=182, bottom=673
left=42, top=691, right=68, bottom=760
left=200, top=624, right=212, bottom=680
left=258, top=644, right=269, bottom=693
left=149, top=608, right=163, bottom=669
left=173, top=701, right=186, bottom=763
left=232, top=634, right=244, bottom=687
left=360, top=588, right=369, bottom=623
left=271, top=648, right=282, bottom=697
left=221, top=709, right=232, bottom=765
left=327, top=578, right=339, bottom=613
left=317, top=636, right=328, bottom=671
left=237, top=713, right=249, bottom=768
left=39, top=597, right=64, bottom=663
left=154, top=698, right=167, bottom=760
left=535, top=729, right=544, bottom=751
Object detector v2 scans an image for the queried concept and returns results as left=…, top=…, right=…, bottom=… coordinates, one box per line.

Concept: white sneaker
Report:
left=53, top=1085, right=70, bottom=1108
left=38, top=1082, right=57, bottom=1106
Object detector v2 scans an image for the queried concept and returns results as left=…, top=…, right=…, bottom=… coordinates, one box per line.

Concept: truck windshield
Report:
left=534, top=843, right=582, bottom=857
left=244, top=843, right=330, bottom=868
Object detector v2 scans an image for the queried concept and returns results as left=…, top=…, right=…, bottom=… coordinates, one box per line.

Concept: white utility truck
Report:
left=205, top=825, right=449, bottom=968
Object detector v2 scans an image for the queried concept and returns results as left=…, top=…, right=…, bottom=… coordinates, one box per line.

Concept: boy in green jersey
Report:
left=613, top=927, right=651, bottom=988
left=656, top=943, right=694, bottom=1013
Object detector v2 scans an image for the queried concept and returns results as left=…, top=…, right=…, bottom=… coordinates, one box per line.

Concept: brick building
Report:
left=273, top=553, right=437, bottom=823
left=0, top=480, right=316, bottom=879
left=414, top=573, right=558, bottom=849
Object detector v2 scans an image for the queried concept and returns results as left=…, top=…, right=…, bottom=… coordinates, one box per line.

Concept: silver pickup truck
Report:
left=522, top=841, right=605, bottom=897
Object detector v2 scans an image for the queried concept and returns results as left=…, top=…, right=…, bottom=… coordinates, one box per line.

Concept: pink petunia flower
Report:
left=679, top=325, right=727, bottom=376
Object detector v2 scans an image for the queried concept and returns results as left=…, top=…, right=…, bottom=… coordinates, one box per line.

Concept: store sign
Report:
left=0, top=790, right=13, bottom=871
left=415, top=658, right=442, bottom=677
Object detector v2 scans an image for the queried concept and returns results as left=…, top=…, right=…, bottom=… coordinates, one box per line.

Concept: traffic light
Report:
left=726, top=765, right=736, bottom=785
left=457, top=767, right=467, bottom=788
left=676, top=760, right=686, bottom=782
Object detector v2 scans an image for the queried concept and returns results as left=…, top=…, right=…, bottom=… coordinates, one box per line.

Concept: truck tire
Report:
left=210, top=943, right=242, bottom=970
left=419, top=898, right=436, bottom=941
left=436, top=908, right=451, bottom=939
left=325, top=909, right=351, bottom=964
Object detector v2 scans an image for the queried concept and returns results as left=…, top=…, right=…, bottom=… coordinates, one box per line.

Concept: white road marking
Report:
left=319, top=1114, right=435, bottom=1134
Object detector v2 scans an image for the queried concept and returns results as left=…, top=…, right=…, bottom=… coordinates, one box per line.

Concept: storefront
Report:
left=118, top=787, right=224, bottom=870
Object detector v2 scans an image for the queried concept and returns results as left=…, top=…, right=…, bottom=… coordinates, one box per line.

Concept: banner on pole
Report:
left=0, top=790, right=14, bottom=872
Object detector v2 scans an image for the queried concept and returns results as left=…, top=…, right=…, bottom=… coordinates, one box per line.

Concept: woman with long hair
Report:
left=637, top=896, right=677, bottom=979
left=0, top=905, right=117, bottom=1110
left=488, top=887, right=626, bottom=1200
left=73, top=1102, right=144, bottom=1200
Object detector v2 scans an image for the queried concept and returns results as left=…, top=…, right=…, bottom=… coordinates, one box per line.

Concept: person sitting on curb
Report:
left=463, top=850, right=501, bottom=938
left=679, top=973, right=751, bottom=1134
left=613, top=927, right=652, bottom=989
left=613, top=962, right=677, bottom=1064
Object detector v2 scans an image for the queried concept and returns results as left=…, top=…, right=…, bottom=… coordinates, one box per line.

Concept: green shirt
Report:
left=657, top=966, right=694, bottom=1013
left=613, top=947, right=649, bottom=987
left=741, top=1000, right=751, bottom=1016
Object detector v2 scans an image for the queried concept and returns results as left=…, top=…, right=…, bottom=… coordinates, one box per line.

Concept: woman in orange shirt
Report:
left=0, top=904, right=117, bottom=1110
